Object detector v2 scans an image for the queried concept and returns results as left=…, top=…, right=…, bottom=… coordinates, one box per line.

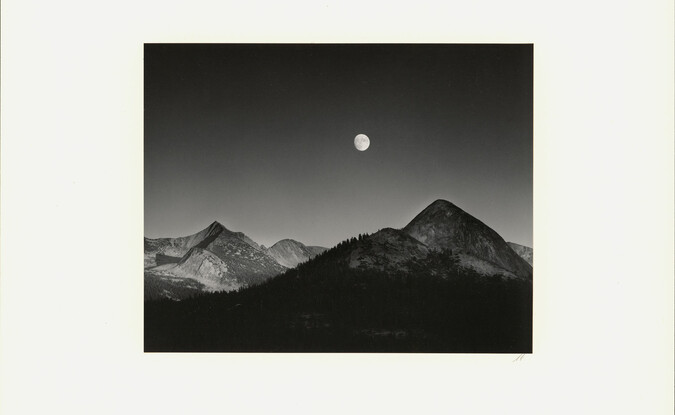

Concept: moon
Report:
left=354, top=134, right=370, bottom=151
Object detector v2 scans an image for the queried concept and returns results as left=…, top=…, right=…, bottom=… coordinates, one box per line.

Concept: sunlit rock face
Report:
left=144, top=221, right=287, bottom=300
left=144, top=221, right=224, bottom=268
left=266, top=239, right=326, bottom=269
left=507, top=242, right=533, bottom=266
left=402, top=199, right=532, bottom=280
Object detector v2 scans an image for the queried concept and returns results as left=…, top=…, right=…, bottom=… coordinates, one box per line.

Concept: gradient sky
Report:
left=145, top=44, right=532, bottom=248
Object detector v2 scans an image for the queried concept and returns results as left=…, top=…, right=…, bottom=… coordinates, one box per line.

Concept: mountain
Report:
left=347, top=228, right=429, bottom=272
left=198, top=227, right=286, bottom=284
left=149, top=247, right=244, bottom=293
left=144, top=221, right=286, bottom=300
left=260, top=199, right=532, bottom=281
left=145, top=200, right=533, bottom=352
left=144, top=221, right=224, bottom=268
left=306, top=246, right=328, bottom=257
left=146, top=229, right=533, bottom=352
left=402, top=199, right=532, bottom=280
left=508, top=242, right=533, bottom=266
left=265, top=239, right=327, bottom=268
left=145, top=201, right=532, bottom=302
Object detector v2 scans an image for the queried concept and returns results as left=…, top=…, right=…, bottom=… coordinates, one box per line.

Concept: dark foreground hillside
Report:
left=145, top=242, right=532, bottom=353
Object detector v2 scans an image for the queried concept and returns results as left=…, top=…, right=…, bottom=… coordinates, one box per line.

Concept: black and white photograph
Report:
left=144, top=44, right=533, bottom=352
left=1, top=1, right=673, bottom=413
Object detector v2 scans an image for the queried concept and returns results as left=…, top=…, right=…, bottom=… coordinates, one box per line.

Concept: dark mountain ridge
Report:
left=346, top=228, right=430, bottom=272
left=145, top=231, right=532, bottom=352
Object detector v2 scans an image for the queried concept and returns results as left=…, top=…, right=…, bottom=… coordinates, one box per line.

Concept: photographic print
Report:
left=144, top=44, right=533, bottom=352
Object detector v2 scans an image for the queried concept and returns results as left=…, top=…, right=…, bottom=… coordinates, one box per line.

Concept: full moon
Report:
left=354, top=134, right=370, bottom=151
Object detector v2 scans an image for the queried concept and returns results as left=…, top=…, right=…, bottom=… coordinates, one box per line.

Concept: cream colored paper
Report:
left=1, top=0, right=673, bottom=414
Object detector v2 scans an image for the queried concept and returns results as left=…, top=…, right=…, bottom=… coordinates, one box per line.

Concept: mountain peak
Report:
left=430, top=198, right=456, bottom=207
left=403, top=200, right=465, bottom=233
left=425, top=199, right=462, bottom=213
left=266, top=239, right=326, bottom=268
left=403, top=198, right=532, bottom=280
left=208, top=221, right=225, bottom=230
left=271, top=238, right=303, bottom=248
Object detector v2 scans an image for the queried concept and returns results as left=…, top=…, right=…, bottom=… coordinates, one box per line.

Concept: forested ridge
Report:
left=145, top=236, right=532, bottom=352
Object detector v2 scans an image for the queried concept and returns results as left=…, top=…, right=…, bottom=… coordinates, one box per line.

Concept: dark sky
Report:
left=145, top=44, right=532, bottom=248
